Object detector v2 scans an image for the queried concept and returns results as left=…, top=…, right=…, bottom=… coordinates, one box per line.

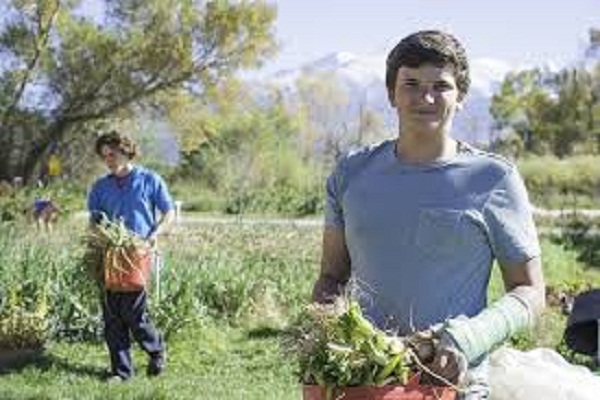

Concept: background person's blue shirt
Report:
left=88, top=166, right=174, bottom=239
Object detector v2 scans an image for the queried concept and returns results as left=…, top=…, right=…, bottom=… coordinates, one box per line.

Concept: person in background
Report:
left=46, top=150, right=62, bottom=182
left=312, top=30, right=545, bottom=399
left=33, top=195, right=60, bottom=232
left=88, top=131, right=175, bottom=382
left=38, top=142, right=62, bottom=187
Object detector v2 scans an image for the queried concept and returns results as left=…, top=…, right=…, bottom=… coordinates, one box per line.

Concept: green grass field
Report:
left=0, top=322, right=301, bottom=400
left=0, top=217, right=599, bottom=399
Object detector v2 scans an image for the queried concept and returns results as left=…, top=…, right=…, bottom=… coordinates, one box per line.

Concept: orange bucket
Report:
left=104, top=247, right=152, bottom=292
left=303, top=374, right=456, bottom=400
left=302, top=384, right=456, bottom=400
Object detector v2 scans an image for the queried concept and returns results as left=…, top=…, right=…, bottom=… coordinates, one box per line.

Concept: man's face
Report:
left=100, top=144, right=129, bottom=175
left=390, top=64, right=462, bottom=137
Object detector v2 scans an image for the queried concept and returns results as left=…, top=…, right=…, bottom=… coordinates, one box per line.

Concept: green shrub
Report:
left=0, top=283, right=49, bottom=350
left=518, top=155, right=600, bottom=208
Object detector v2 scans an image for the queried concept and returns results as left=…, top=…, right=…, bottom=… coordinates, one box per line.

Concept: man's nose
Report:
left=421, top=88, right=435, bottom=104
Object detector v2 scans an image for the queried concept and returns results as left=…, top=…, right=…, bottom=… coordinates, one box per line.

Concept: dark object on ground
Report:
left=147, top=350, right=166, bottom=377
left=564, top=289, right=600, bottom=357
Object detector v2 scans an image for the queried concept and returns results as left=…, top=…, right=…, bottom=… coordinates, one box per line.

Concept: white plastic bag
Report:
left=489, top=347, right=600, bottom=400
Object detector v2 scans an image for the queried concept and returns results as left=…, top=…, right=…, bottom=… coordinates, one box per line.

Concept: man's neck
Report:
left=113, top=163, right=134, bottom=177
left=395, top=134, right=458, bottom=164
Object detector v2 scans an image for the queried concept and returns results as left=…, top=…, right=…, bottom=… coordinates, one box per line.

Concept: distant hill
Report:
left=155, top=46, right=598, bottom=163
left=258, top=41, right=600, bottom=146
left=258, top=52, right=518, bottom=144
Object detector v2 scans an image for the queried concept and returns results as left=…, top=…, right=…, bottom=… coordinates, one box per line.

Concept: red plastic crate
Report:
left=302, top=384, right=456, bottom=400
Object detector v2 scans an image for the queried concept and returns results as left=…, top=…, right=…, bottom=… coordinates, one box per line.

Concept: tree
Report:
left=355, top=102, right=384, bottom=148
left=0, top=0, right=277, bottom=182
left=172, top=79, right=324, bottom=215
left=294, top=71, right=351, bottom=164
left=551, top=69, right=594, bottom=156
left=490, top=68, right=556, bottom=154
left=491, top=28, right=600, bottom=157
left=589, top=63, right=600, bottom=153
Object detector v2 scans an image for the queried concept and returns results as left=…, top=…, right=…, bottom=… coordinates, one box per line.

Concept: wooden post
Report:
left=174, top=200, right=183, bottom=224
left=154, top=251, right=162, bottom=302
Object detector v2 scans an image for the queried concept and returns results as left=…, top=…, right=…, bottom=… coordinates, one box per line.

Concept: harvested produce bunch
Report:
left=287, top=299, right=415, bottom=390
left=83, top=215, right=151, bottom=290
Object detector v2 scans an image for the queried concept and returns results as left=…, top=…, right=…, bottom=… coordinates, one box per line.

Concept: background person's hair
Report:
left=94, top=131, right=139, bottom=160
left=385, top=30, right=470, bottom=103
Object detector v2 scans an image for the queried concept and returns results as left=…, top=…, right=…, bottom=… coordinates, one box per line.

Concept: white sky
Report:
left=260, top=0, right=600, bottom=74
left=3, top=1, right=598, bottom=76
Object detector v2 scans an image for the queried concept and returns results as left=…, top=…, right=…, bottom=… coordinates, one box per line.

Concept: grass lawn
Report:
left=0, top=321, right=301, bottom=400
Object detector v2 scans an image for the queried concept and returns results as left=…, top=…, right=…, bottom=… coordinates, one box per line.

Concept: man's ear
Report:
left=455, top=101, right=464, bottom=112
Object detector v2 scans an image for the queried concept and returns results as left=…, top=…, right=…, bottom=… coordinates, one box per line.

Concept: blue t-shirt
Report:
left=87, top=166, right=174, bottom=239
left=325, top=139, right=541, bottom=334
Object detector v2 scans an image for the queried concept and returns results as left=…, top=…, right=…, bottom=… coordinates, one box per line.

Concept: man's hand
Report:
left=408, top=330, right=468, bottom=386
left=146, top=209, right=176, bottom=250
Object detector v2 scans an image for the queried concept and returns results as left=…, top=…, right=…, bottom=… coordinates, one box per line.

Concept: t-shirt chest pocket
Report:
left=415, top=209, right=466, bottom=254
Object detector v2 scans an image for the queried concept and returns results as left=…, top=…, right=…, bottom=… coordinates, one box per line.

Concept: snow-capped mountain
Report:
left=582, top=29, right=600, bottom=70
left=262, top=52, right=517, bottom=144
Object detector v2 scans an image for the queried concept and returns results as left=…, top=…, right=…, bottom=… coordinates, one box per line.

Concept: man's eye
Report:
left=434, top=82, right=453, bottom=91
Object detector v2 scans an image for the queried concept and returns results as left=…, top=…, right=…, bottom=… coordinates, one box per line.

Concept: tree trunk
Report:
left=0, top=120, right=67, bottom=184
left=0, top=125, right=34, bottom=183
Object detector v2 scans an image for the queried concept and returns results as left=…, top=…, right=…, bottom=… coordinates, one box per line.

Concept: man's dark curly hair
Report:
left=385, top=30, right=470, bottom=103
left=94, top=131, right=139, bottom=160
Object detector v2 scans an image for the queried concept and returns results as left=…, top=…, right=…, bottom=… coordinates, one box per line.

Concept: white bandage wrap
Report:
left=443, top=294, right=532, bottom=364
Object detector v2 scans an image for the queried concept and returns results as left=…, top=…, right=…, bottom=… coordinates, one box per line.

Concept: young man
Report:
left=88, top=131, right=175, bottom=382
left=312, top=30, right=545, bottom=399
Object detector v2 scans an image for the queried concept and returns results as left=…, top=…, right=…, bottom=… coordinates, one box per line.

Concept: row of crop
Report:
left=2, top=217, right=600, bottom=369
left=518, top=155, right=600, bottom=209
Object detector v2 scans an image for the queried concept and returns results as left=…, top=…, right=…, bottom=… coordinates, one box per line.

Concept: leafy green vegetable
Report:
left=286, top=298, right=415, bottom=390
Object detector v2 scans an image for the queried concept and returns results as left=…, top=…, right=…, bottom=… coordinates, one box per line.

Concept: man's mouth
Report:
left=415, top=108, right=437, bottom=115
left=413, top=110, right=438, bottom=119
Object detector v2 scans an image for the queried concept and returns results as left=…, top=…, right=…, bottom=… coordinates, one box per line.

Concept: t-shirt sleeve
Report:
left=153, top=173, right=174, bottom=213
left=482, top=167, right=541, bottom=266
left=324, top=160, right=346, bottom=229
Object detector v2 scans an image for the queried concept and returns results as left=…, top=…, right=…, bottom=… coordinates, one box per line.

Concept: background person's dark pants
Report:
left=102, top=290, right=163, bottom=379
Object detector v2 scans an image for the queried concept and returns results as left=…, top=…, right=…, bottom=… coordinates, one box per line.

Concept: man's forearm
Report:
left=315, top=227, right=351, bottom=303
left=510, top=284, right=545, bottom=317
left=151, top=210, right=175, bottom=237
left=442, top=254, right=545, bottom=364
left=443, top=285, right=543, bottom=363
